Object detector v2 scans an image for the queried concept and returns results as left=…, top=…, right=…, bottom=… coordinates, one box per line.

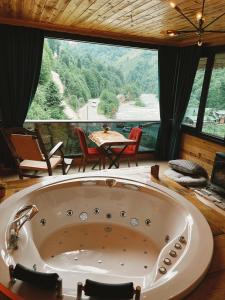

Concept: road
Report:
left=65, top=95, right=160, bottom=121
left=116, top=94, right=160, bottom=120
left=77, top=98, right=107, bottom=121
left=77, top=95, right=160, bottom=121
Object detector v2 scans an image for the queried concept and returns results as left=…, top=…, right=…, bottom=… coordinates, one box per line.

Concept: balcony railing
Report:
left=25, top=120, right=160, bottom=157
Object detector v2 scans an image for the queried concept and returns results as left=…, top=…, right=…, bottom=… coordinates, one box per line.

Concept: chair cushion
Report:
left=168, top=159, right=208, bottom=177
left=112, top=147, right=135, bottom=155
left=20, top=156, right=62, bottom=171
left=87, top=147, right=101, bottom=155
left=111, top=128, right=142, bottom=156
left=164, top=169, right=208, bottom=187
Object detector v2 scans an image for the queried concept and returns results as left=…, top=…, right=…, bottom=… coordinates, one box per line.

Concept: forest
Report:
left=27, top=38, right=158, bottom=120
left=184, top=56, right=225, bottom=138
left=188, top=58, right=225, bottom=110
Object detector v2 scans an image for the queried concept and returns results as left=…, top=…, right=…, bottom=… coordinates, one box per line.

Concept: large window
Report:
left=202, top=53, right=225, bottom=139
left=183, top=57, right=207, bottom=127
left=27, top=38, right=159, bottom=122
left=183, top=50, right=225, bottom=142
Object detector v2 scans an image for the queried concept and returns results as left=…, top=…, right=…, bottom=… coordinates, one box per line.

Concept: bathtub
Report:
left=0, top=172, right=213, bottom=300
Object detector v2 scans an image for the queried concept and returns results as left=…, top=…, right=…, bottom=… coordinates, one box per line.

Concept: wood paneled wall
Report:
left=180, top=133, right=225, bottom=176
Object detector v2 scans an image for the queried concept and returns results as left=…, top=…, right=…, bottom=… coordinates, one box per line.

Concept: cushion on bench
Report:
left=164, top=169, right=208, bottom=187
left=168, top=159, right=208, bottom=178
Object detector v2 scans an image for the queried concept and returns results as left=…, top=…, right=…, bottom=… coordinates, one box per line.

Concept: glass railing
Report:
left=25, top=121, right=160, bottom=157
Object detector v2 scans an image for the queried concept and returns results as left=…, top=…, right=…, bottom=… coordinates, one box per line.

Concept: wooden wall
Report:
left=180, top=133, right=225, bottom=176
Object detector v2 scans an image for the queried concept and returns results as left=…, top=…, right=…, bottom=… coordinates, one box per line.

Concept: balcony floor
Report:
left=1, top=160, right=168, bottom=182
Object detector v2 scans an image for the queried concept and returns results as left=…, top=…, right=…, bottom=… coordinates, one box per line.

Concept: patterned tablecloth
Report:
left=89, top=130, right=135, bottom=147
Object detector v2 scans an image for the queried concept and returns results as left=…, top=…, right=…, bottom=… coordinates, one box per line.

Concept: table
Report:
left=89, top=130, right=136, bottom=169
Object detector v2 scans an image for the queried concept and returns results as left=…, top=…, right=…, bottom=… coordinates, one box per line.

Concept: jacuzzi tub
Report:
left=0, top=174, right=213, bottom=299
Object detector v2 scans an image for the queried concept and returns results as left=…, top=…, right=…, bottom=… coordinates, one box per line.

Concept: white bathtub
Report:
left=0, top=171, right=213, bottom=300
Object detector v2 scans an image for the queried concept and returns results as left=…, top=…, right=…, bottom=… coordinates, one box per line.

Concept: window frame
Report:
left=182, top=46, right=225, bottom=145
left=44, top=30, right=159, bottom=51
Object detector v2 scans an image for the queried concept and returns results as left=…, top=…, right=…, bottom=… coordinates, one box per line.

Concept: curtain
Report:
left=0, top=25, right=44, bottom=167
left=156, top=46, right=179, bottom=160
left=156, top=45, right=200, bottom=160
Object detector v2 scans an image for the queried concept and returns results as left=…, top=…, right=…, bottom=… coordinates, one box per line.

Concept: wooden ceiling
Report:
left=0, top=0, right=225, bottom=47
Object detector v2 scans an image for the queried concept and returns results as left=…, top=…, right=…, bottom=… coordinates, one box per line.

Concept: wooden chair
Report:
left=1, top=127, right=72, bottom=179
left=75, top=127, right=104, bottom=172
left=112, top=127, right=142, bottom=167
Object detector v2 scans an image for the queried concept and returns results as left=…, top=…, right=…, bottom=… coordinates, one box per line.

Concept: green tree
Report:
left=65, top=74, right=90, bottom=102
left=27, top=85, right=51, bottom=119
left=206, top=68, right=225, bottom=110
left=48, top=39, right=60, bottom=56
left=45, top=81, right=62, bottom=106
left=39, top=42, right=53, bottom=85
left=123, top=83, right=140, bottom=101
left=83, top=69, right=99, bottom=98
left=98, top=89, right=119, bottom=118
left=77, top=58, right=82, bottom=69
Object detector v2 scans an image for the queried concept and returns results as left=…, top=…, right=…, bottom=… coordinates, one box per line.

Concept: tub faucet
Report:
left=8, top=205, right=39, bottom=250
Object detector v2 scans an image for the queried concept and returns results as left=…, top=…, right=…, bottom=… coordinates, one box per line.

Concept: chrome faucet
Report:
left=8, top=205, right=39, bottom=250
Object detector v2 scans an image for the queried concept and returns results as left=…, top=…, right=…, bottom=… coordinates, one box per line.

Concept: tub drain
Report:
left=104, top=226, right=112, bottom=232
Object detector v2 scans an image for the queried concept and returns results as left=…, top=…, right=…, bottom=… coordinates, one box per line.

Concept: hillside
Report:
left=27, top=38, right=159, bottom=120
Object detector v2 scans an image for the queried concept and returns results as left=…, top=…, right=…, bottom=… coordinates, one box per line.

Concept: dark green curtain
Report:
left=156, top=45, right=201, bottom=160
left=156, top=46, right=179, bottom=160
left=0, top=25, right=44, bottom=167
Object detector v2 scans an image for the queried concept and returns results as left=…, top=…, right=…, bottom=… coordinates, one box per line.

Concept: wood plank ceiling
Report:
left=0, top=0, right=224, bottom=47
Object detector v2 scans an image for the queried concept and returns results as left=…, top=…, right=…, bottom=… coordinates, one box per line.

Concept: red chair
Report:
left=75, top=127, right=104, bottom=172
left=112, top=127, right=142, bottom=167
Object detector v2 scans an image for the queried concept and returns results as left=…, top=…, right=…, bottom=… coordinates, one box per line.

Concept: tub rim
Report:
left=0, top=173, right=214, bottom=300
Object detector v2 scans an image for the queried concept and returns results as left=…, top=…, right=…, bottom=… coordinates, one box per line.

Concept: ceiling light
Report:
left=167, top=30, right=179, bottom=37
left=169, top=2, right=176, bottom=8
left=167, top=0, right=225, bottom=46
left=197, top=39, right=203, bottom=46
left=196, top=12, right=202, bottom=21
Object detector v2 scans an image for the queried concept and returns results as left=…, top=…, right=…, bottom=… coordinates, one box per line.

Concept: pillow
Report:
left=164, top=169, right=208, bottom=187
left=168, top=159, right=208, bottom=178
